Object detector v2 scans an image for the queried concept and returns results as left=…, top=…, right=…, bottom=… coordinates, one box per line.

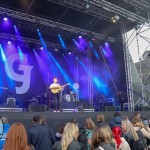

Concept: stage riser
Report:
left=1, top=112, right=150, bottom=133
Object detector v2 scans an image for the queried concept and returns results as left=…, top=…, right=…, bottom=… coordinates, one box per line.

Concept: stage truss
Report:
left=0, top=0, right=149, bottom=110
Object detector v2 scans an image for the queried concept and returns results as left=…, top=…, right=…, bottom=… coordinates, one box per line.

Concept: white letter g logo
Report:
left=5, top=53, right=33, bottom=94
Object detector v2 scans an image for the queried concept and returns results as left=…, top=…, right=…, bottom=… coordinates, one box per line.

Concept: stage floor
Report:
left=1, top=111, right=150, bottom=132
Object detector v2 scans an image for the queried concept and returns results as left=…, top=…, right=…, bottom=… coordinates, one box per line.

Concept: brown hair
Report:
left=85, top=118, right=96, bottom=130
left=3, top=123, right=29, bottom=150
left=97, top=114, right=105, bottom=123
left=91, top=126, right=113, bottom=149
left=134, top=112, right=141, bottom=118
left=132, top=117, right=144, bottom=128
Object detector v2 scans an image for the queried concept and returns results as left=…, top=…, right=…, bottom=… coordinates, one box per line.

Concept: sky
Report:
left=127, top=24, right=150, bottom=63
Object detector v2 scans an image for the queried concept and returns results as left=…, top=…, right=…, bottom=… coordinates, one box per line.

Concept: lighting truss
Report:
left=122, top=0, right=150, bottom=11
left=0, top=32, right=80, bottom=53
left=0, top=6, right=115, bottom=42
left=47, top=0, right=113, bottom=22
left=49, top=0, right=150, bottom=25
left=86, top=0, right=150, bottom=25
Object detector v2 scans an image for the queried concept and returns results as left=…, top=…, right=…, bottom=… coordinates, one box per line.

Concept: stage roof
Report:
left=0, top=0, right=149, bottom=37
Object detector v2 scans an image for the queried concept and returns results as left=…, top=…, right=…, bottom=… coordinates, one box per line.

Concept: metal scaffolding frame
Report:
left=47, top=0, right=150, bottom=24
left=121, top=24, right=134, bottom=111
left=0, top=32, right=79, bottom=53
left=0, top=6, right=115, bottom=42
left=122, top=23, right=150, bottom=110
left=122, top=0, right=150, bottom=11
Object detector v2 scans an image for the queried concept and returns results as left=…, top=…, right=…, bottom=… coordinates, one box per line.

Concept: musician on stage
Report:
left=49, top=77, right=62, bottom=112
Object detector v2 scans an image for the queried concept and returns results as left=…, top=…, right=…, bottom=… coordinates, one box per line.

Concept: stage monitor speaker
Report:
left=29, top=105, right=47, bottom=112
left=141, top=106, right=149, bottom=111
left=7, top=98, right=16, bottom=106
left=105, top=106, right=115, bottom=111
left=63, top=101, right=86, bottom=109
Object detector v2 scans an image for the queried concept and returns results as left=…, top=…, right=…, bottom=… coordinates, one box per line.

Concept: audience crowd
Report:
left=0, top=112, right=150, bottom=150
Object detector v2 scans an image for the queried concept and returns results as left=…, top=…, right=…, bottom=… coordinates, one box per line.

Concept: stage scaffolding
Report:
left=0, top=0, right=149, bottom=110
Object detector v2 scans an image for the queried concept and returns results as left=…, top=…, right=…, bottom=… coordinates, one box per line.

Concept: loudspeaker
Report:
left=141, top=106, right=149, bottom=111
left=63, top=101, right=86, bottom=109
left=29, top=105, right=47, bottom=112
left=105, top=106, right=115, bottom=111
left=7, top=98, right=16, bottom=106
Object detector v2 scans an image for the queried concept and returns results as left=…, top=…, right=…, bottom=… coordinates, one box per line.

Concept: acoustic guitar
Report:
left=51, top=83, right=70, bottom=94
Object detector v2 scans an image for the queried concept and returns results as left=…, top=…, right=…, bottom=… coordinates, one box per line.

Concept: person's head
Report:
left=2, top=117, right=9, bottom=124
left=134, top=112, right=141, bottom=118
left=97, top=114, right=105, bottom=123
left=53, top=77, right=58, bottom=83
left=91, top=126, right=113, bottom=149
left=112, top=126, right=122, bottom=149
left=122, top=119, right=139, bottom=141
left=33, top=115, right=42, bottom=125
left=85, top=118, right=96, bottom=130
left=41, top=117, right=47, bottom=125
left=114, top=112, right=121, bottom=117
left=58, top=123, right=66, bottom=134
left=3, top=123, right=29, bottom=150
left=61, top=122, right=79, bottom=150
left=70, top=118, right=78, bottom=125
left=132, top=117, right=144, bottom=128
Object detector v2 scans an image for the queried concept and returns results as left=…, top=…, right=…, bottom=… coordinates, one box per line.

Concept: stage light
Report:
left=14, top=25, right=16, bottom=28
left=8, top=41, right=11, bottom=44
left=79, top=36, right=82, bottom=39
left=86, top=3, right=90, bottom=9
left=40, top=47, right=43, bottom=50
left=111, top=15, right=119, bottom=23
left=37, top=29, right=39, bottom=32
left=3, top=17, right=8, bottom=21
left=68, top=52, right=71, bottom=55
left=105, top=42, right=109, bottom=45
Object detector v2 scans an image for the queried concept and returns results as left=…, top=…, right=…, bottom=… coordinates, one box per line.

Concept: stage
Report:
left=1, top=111, right=150, bottom=132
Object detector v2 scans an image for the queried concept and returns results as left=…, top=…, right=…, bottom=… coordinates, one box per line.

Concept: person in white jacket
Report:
left=112, top=126, right=131, bottom=150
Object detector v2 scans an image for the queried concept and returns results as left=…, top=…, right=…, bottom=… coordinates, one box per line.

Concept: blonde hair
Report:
left=91, top=126, right=113, bottom=150
left=85, top=118, right=96, bottom=130
left=61, top=122, right=79, bottom=150
left=122, top=119, right=139, bottom=141
left=97, top=114, right=105, bottom=123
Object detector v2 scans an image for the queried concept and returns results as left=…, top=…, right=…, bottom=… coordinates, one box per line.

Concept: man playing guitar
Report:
left=49, top=77, right=62, bottom=112
left=49, top=77, right=70, bottom=112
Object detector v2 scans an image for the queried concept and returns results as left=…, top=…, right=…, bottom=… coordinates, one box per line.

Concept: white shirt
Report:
left=49, top=83, right=60, bottom=89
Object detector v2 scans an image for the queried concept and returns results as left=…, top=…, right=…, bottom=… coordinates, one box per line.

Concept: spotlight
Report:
left=8, top=41, right=11, bottom=44
left=14, top=25, right=16, bottom=28
left=58, top=34, right=61, bottom=36
left=40, top=47, right=43, bottom=50
left=111, top=15, right=119, bottom=23
left=105, top=42, right=109, bottom=45
left=3, top=17, right=8, bottom=21
left=85, top=3, right=90, bottom=9
left=18, top=46, right=20, bottom=48
left=79, top=36, right=82, bottom=39
left=37, top=29, right=39, bottom=32
left=68, top=52, right=71, bottom=55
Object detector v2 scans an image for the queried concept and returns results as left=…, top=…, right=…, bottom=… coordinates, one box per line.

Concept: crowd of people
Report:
left=1, top=112, right=150, bottom=150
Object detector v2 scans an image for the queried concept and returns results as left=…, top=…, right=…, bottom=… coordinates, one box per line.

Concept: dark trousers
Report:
left=53, top=92, right=62, bottom=111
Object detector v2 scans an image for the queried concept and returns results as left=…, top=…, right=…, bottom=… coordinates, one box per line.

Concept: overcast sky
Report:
left=127, top=25, right=150, bottom=63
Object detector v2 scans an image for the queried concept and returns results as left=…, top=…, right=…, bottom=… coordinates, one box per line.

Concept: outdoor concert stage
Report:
left=1, top=111, right=150, bottom=132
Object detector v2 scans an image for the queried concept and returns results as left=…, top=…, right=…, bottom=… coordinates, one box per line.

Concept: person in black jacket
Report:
left=28, top=115, right=55, bottom=150
left=96, top=113, right=109, bottom=128
left=53, top=122, right=82, bottom=150
left=122, top=119, right=139, bottom=150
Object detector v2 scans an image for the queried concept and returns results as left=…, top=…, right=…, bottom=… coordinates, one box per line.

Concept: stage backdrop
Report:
left=0, top=39, right=126, bottom=108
